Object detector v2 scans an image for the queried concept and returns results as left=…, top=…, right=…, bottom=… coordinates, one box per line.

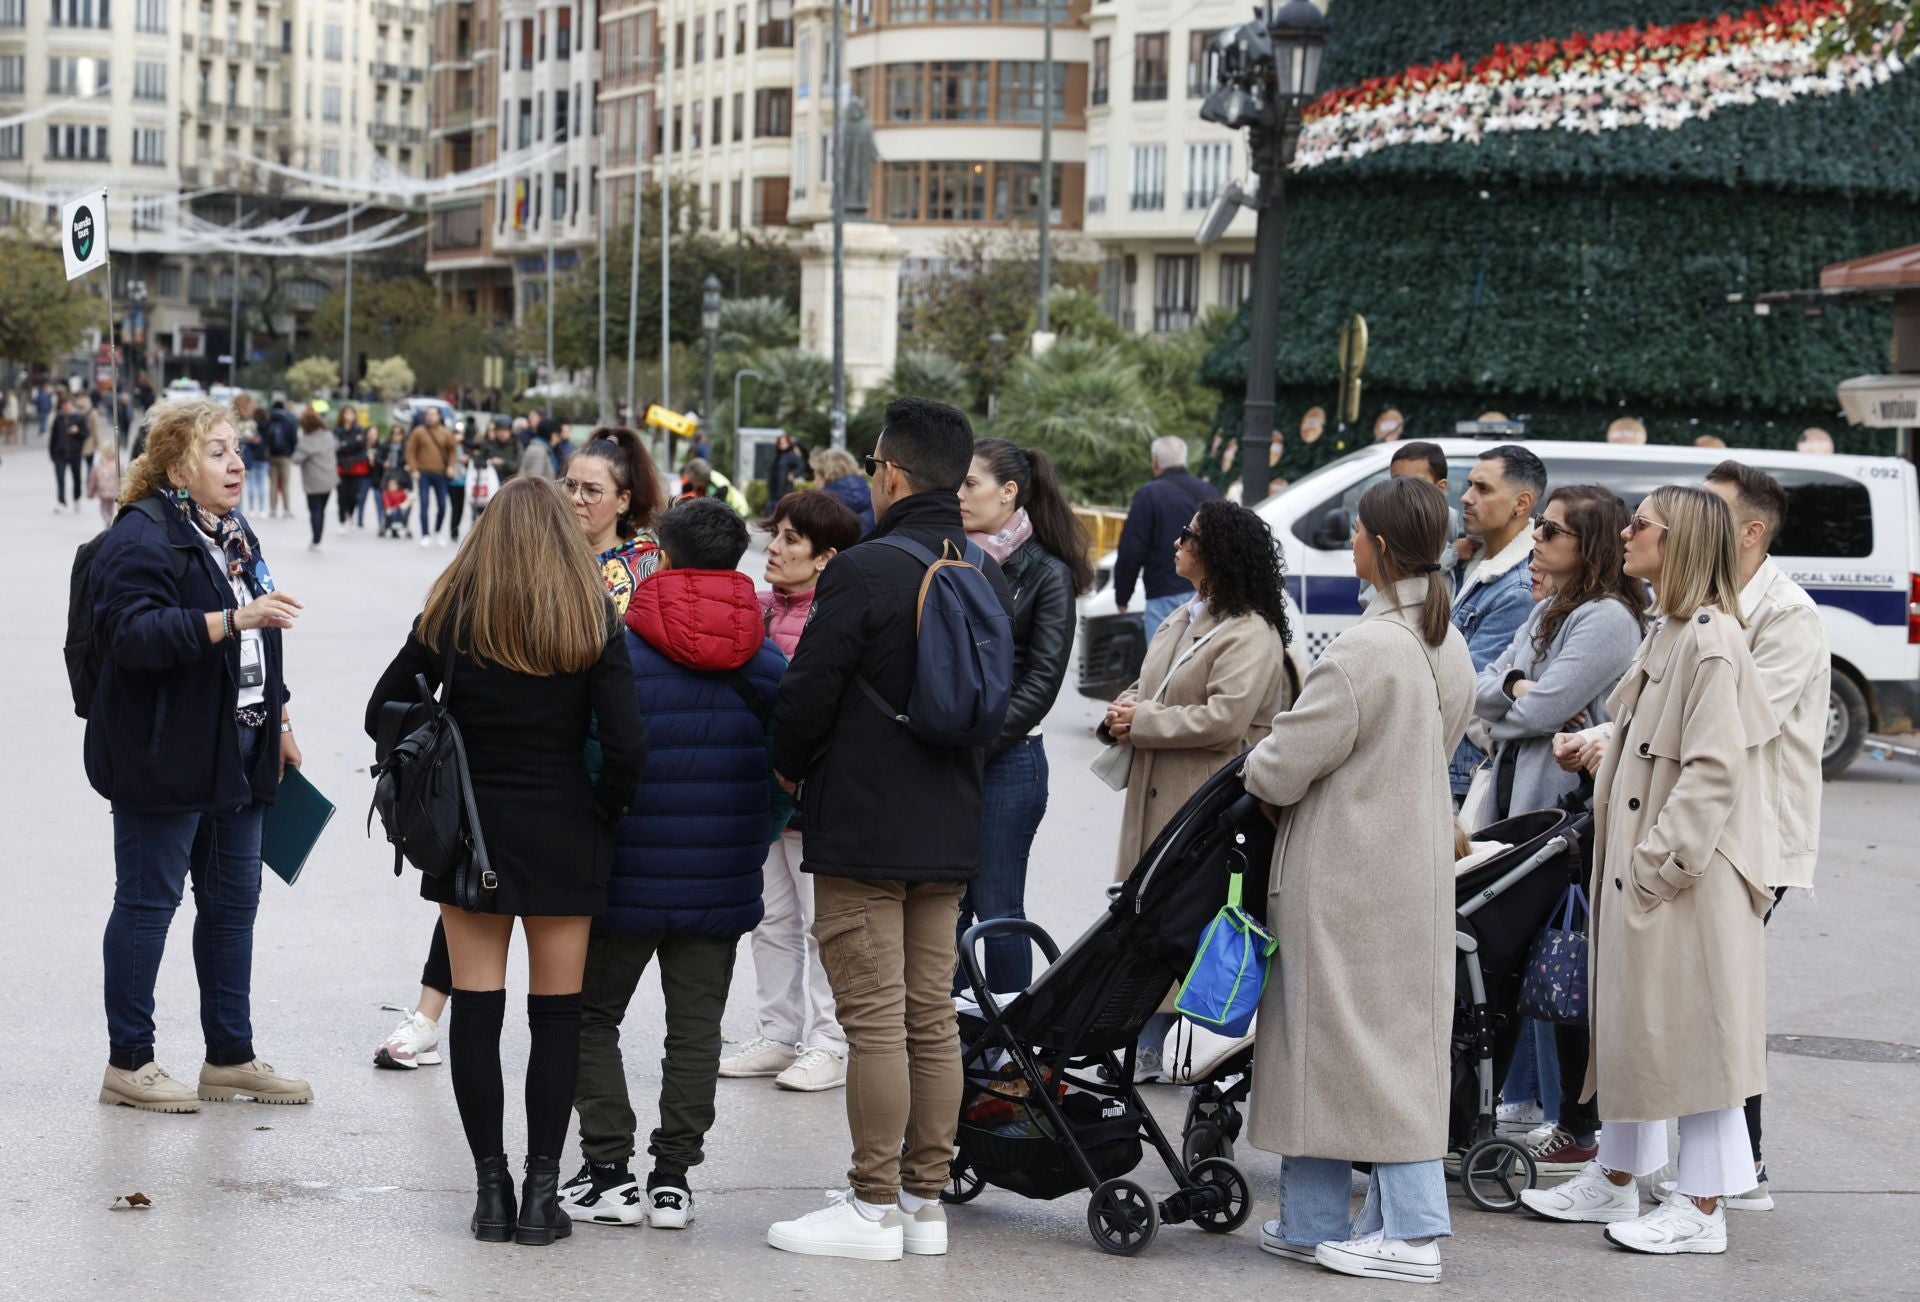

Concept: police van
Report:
left=1078, top=439, right=1920, bottom=774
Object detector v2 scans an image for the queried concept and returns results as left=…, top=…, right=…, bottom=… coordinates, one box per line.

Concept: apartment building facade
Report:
left=426, top=0, right=511, bottom=320
left=1081, top=0, right=1255, bottom=334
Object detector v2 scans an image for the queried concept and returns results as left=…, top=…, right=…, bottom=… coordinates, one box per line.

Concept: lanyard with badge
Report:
left=235, top=550, right=275, bottom=690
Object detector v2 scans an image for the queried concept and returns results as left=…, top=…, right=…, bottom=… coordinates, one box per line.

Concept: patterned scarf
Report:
left=164, top=489, right=256, bottom=589
left=967, top=508, right=1033, bottom=565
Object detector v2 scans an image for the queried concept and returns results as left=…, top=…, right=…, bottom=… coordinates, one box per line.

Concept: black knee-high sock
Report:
left=449, top=988, right=507, bottom=1162
left=525, top=993, right=583, bottom=1160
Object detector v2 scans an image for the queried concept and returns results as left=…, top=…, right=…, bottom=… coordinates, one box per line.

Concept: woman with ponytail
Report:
left=566, top=427, right=668, bottom=615
left=954, top=438, right=1092, bottom=993
left=1242, top=475, right=1475, bottom=1286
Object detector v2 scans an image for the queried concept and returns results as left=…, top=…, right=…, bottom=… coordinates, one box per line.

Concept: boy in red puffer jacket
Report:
left=560, top=498, right=791, bottom=1232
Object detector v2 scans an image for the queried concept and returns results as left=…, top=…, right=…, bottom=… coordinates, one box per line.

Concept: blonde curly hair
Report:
left=119, top=397, right=238, bottom=508
left=809, top=446, right=859, bottom=482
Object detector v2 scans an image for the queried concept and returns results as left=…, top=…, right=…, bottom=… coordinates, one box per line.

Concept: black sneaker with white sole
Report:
left=647, top=1175, right=694, bottom=1229
left=559, top=1163, right=647, bottom=1227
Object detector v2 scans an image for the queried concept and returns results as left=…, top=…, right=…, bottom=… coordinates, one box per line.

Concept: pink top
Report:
left=757, top=587, right=817, bottom=658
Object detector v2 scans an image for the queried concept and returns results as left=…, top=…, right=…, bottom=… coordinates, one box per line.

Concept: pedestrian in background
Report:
left=234, top=394, right=268, bottom=516
left=1113, top=435, right=1219, bottom=629
left=50, top=393, right=87, bottom=512
left=519, top=419, right=557, bottom=481
left=764, top=431, right=806, bottom=515
left=1243, top=475, right=1473, bottom=1287
left=87, top=438, right=121, bottom=526
left=954, top=438, right=1091, bottom=995
left=290, top=407, right=340, bottom=552
left=1450, top=444, right=1546, bottom=800
left=265, top=400, right=299, bottom=518
left=410, top=407, right=461, bottom=547
left=1523, top=486, right=1776, bottom=1257
left=809, top=445, right=874, bottom=535
left=363, top=476, right=646, bottom=1246
left=1099, top=497, right=1291, bottom=1080
left=334, top=404, right=374, bottom=531
left=766, top=398, right=1012, bottom=1262
left=560, top=499, right=790, bottom=1231
left=1471, top=485, right=1646, bottom=1176
left=88, top=397, right=310, bottom=1114
left=721, top=489, right=862, bottom=1092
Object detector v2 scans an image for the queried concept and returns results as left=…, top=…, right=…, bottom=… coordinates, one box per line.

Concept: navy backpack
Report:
left=857, top=536, right=1013, bottom=748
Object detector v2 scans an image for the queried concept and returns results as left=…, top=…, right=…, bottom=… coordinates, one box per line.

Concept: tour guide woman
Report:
left=1241, top=476, right=1474, bottom=1286
left=87, top=397, right=312, bottom=1113
left=1520, top=486, right=1776, bottom=1257
left=366, top=476, right=645, bottom=1246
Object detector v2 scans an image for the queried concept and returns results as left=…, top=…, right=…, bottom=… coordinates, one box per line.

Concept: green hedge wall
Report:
left=1200, top=0, right=1916, bottom=485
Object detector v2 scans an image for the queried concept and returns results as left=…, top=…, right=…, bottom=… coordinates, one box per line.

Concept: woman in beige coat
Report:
left=1522, top=485, right=1777, bottom=1257
left=1240, top=476, right=1473, bottom=1287
left=1100, top=498, right=1290, bottom=1078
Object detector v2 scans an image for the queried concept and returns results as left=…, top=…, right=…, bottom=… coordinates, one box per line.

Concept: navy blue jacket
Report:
left=1113, top=469, right=1219, bottom=606
left=84, top=497, right=288, bottom=813
left=604, top=568, right=788, bottom=937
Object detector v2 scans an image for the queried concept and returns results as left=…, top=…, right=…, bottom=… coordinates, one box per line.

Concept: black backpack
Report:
left=65, top=497, right=185, bottom=719
left=368, top=637, right=495, bottom=912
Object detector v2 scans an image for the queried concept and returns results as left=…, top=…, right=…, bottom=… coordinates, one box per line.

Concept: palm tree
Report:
left=719, top=296, right=799, bottom=354
left=991, top=338, right=1166, bottom=507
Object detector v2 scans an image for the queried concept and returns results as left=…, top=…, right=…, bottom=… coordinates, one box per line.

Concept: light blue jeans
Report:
left=1500, top=1018, right=1562, bottom=1123
left=1143, top=592, right=1187, bottom=632
left=1277, top=1156, right=1451, bottom=1246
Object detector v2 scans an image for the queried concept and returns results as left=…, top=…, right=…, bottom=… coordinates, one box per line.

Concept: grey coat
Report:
left=1471, top=597, right=1645, bottom=827
left=291, top=429, right=341, bottom=495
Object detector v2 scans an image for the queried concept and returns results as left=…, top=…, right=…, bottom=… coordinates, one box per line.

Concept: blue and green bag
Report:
left=1174, top=871, right=1277, bottom=1038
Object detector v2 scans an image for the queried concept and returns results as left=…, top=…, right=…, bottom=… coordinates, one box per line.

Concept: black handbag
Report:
left=368, top=635, right=495, bottom=912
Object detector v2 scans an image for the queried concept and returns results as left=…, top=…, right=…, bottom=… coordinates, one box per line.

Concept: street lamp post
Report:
left=1198, top=0, right=1328, bottom=505
left=986, top=330, right=1007, bottom=420
left=702, top=274, right=721, bottom=438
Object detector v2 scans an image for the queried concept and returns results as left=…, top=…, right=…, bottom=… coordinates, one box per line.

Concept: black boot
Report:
left=515, top=1156, right=572, bottom=1246
left=470, top=1154, right=516, bottom=1243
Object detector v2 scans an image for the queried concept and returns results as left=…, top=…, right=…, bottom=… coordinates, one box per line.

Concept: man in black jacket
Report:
left=49, top=395, right=88, bottom=512
left=1113, top=434, right=1219, bottom=629
left=766, top=397, right=1011, bottom=1262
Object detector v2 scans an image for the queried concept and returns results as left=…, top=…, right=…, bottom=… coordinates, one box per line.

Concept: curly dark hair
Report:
left=1189, top=498, right=1291, bottom=644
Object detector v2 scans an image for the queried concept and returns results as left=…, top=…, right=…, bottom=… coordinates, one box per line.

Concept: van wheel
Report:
left=1823, top=673, right=1869, bottom=777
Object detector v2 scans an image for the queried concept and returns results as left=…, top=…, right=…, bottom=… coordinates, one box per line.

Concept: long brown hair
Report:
left=419, top=477, right=612, bottom=675
left=1356, top=476, right=1451, bottom=646
left=1533, top=485, right=1647, bottom=657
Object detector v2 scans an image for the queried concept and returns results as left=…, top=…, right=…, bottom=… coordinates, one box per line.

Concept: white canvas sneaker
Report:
left=1257, top=1220, right=1318, bottom=1264
left=1314, top=1231, right=1442, bottom=1285
left=1605, top=1196, right=1729, bottom=1254
left=900, top=1201, right=947, bottom=1256
left=1520, top=1161, right=1641, bottom=1223
left=1496, top=1099, right=1546, bottom=1135
left=767, top=1190, right=904, bottom=1261
left=719, top=1036, right=799, bottom=1078
left=373, top=1010, right=443, bottom=1069
left=775, top=1047, right=848, bottom=1092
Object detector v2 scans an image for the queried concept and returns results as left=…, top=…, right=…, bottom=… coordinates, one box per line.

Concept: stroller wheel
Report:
left=1182, top=1122, right=1234, bottom=1168
left=1460, top=1137, right=1538, bottom=1213
left=1087, top=1178, right=1159, bottom=1256
left=1187, top=1157, right=1253, bottom=1234
left=942, top=1153, right=984, bottom=1205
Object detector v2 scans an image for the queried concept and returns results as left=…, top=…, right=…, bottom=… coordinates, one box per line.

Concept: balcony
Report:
left=371, top=61, right=426, bottom=84
left=372, top=122, right=425, bottom=144
left=436, top=106, right=475, bottom=131
left=225, top=103, right=251, bottom=124
left=374, top=2, right=401, bottom=19
left=198, top=35, right=224, bottom=55
left=253, top=106, right=290, bottom=127
left=231, top=41, right=252, bottom=59
left=257, top=44, right=286, bottom=62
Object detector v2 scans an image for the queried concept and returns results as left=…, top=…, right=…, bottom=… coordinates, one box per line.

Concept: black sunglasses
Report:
left=863, top=455, right=912, bottom=479
left=1177, top=525, right=1200, bottom=546
left=1532, top=515, right=1579, bottom=543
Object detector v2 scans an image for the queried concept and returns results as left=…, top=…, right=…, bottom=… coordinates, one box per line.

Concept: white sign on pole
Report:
left=61, top=188, right=109, bottom=280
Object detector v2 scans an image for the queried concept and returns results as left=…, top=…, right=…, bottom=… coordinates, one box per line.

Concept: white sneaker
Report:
left=775, top=1046, right=848, bottom=1092
left=561, top=1171, right=647, bottom=1227
left=373, top=1010, right=442, bottom=1069
left=767, top=1190, right=904, bottom=1261
left=419, top=535, right=434, bottom=548
left=648, top=1182, right=694, bottom=1229
left=1258, top=1219, right=1318, bottom=1264
left=1521, top=1161, right=1641, bottom=1223
left=1605, top=1196, right=1728, bottom=1254
left=1496, top=1099, right=1545, bottom=1135
left=1314, top=1231, right=1442, bottom=1285
left=719, top=1036, right=798, bottom=1079
left=900, top=1200, right=946, bottom=1256
left=1135, top=1045, right=1165, bottom=1084
left=1658, top=1172, right=1774, bottom=1212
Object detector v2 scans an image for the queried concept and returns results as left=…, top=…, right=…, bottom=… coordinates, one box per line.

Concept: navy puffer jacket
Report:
left=604, top=568, right=788, bottom=937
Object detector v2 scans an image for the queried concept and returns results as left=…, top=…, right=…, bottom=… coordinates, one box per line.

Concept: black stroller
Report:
left=948, top=761, right=1274, bottom=1255
left=1177, top=806, right=1590, bottom=1214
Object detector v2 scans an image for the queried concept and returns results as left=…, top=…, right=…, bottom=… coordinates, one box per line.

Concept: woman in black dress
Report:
left=366, top=476, right=646, bottom=1246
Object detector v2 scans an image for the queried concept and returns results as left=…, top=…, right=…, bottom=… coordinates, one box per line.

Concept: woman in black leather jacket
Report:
left=956, top=438, right=1093, bottom=992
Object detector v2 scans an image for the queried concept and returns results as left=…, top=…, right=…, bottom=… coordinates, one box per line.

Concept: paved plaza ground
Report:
left=1, top=445, right=1915, bottom=1300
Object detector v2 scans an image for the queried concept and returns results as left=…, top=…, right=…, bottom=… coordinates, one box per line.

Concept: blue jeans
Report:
left=244, top=462, right=269, bottom=513
left=104, top=725, right=266, bottom=1070
left=417, top=471, right=449, bottom=535
left=956, top=737, right=1048, bottom=994
left=1500, top=1017, right=1562, bottom=1124
left=1277, top=1156, right=1452, bottom=1246
left=1143, top=592, right=1187, bottom=631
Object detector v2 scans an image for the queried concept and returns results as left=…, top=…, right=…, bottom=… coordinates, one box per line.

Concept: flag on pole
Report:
left=61, top=188, right=109, bottom=280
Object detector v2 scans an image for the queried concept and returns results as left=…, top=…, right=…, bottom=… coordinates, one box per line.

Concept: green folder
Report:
left=261, top=766, right=336, bottom=886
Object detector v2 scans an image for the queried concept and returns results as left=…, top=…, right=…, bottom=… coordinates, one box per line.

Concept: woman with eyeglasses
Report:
left=1520, top=487, right=1777, bottom=1258
left=1098, top=497, right=1291, bottom=1081
left=1469, top=486, right=1647, bottom=1180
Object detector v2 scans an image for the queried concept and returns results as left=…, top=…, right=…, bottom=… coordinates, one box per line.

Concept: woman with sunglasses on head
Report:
left=1520, top=487, right=1777, bottom=1257
left=1469, top=487, right=1647, bottom=1177
left=953, top=439, right=1094, bottom=997
left=1099, top=497, right=1291, bottom=1081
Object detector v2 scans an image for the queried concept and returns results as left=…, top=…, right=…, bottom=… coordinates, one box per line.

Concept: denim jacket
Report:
left=1447, top=530, right=1536, bottom=795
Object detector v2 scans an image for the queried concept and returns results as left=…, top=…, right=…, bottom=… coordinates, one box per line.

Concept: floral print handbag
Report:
left=1518, top=884, right=1589, bottom=1025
